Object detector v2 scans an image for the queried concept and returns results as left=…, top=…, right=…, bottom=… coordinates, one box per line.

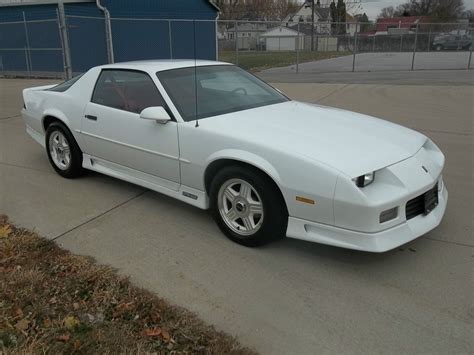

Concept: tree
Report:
left=378, top=0, right=465, bottom=21
left=214, top=0, right=300, bottom=21
left=273, top=0, right=300, bottom=21
left=330, top=0, right=347, bottom=34
left=379, top=6, right=395, bottom=18
left=336, top=0, right=347, bottom=34
left=358, top=13, right=371, bottom=32
left=330, top=1, right=337, bottom=33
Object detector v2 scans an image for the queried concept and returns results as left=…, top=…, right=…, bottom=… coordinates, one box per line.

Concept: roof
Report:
left=315, top=7, right=330, bottom=21
left=99, top=59, right=232, bottom=72
left=260, top=26, right=300, bottom=37
left=287, top=23, right=329, bottom=35
left=286, top=4, right=331, bottom=22
left=0, top=0, right=92, bottom=6
left=0, top=0, right=220, bottom=10
left=377, top=16, right=430, bottom=24
left=226, top=23, right=268, bottom=32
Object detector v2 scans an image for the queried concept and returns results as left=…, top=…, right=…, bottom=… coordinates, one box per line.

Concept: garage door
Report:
left=266, top=37, right=295, bottom=51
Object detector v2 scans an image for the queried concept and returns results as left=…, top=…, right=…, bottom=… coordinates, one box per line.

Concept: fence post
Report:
left=57, top=5, right=72, bottom=79
left=427, top=24, right=432, bottom=52
left=24, top=47, right=30, bottom=78
left=234, top=21, right=238, bottom=65
left=168, top=20, right=173, bottom=59
left=22, top=12, right=32, bottom=75
left=352, top=31, right=357, bottom=72
left=411, top=23, right=419, bottom=71
left=400, top=34, right=403, bottom=52
left=468, top=46, right=472, bottom=69
left=326, top=30, right=329, bottom=52
left=296, top=22, right=300, bottom=73
left=372, top=34, right=375, bottom=52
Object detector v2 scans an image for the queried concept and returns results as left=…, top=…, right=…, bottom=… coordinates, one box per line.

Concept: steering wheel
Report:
left=232, top=87, right=248, bottom=95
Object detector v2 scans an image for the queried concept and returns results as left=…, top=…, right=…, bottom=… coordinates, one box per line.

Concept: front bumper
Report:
left=286, top=182, right=448, bottom=252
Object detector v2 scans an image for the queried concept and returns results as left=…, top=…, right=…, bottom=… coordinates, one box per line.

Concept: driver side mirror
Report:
left=140, top=106, right=171, bottom=124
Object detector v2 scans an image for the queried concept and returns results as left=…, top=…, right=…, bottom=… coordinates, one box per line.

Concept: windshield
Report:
left=157, top=65, right=288, bottom=121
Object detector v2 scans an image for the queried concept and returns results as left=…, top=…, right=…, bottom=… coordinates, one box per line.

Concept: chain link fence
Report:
left=0, top=15, right=472, bottom=79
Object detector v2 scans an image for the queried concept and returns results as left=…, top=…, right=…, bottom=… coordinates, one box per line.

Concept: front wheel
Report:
left=210, top=166, right=288, bottom=247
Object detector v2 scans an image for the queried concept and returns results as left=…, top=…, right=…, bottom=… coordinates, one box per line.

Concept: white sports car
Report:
left=21, top=60, right=448, bottom=252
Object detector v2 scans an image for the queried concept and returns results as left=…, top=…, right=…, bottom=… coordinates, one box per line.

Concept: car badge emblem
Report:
left=422, top=166, right=428, bottom=173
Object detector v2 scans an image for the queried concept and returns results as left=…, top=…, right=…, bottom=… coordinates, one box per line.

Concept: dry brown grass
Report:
left=0, top=215, right=256, bottom=354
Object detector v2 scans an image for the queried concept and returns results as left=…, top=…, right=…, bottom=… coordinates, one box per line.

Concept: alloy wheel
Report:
left=217, top=178, right=264, bottom=236
left=49, top=130, right=71, bottom=170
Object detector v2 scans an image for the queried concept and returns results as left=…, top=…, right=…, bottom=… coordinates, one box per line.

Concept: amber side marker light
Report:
left=296, top=196, right=315, bottom=205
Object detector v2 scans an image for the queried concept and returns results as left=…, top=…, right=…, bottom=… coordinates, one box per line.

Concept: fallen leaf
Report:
left=57, top=334, right=70, bottom=342
left=73, top=302, right=80, bottom=310
left=144, top=327, right=162, bottom=337
left=63, top=316, right=80, bottom=329
left=73, top=339, right=81, bottom=350
left=14, top=308, right=23, bottom=318
left=15, top=319, right=30, bottom=331
left=161, top=330, right=171, bottom=342
left=43, top=317, right=52, bottom=328
left=49, top=297, right=57, bottom=304
left=0, top=224, right=12, bottom=238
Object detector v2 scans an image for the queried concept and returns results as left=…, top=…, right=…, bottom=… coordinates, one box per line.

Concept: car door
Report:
left=81, top=69, right=180, bottom=191
left=448, top=36, right=460, bottom=49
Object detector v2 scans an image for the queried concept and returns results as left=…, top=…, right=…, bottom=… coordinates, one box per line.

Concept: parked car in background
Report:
left=432, top=34, right=472, bottom=51
left=21, top=60, right=448, bottom=252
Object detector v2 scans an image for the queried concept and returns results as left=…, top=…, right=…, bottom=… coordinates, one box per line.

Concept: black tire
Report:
left=45, top=121, right=84, bottom=178
left=209, top=165, right=288, bottom=247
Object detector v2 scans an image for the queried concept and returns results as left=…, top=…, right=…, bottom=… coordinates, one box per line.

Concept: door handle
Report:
left=85, top=114, right=97, bottom=121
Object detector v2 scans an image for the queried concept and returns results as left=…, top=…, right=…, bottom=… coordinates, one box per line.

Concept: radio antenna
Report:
left=193, top=19, right=199, bottom=128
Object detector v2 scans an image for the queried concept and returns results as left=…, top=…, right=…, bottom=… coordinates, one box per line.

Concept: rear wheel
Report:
left=45, top=121, right=84, bottom=178
left=210, top=166, right=287, bottom=247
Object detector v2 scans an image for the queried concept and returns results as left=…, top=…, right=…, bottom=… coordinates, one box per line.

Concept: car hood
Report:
left=201, top=101, right=426, bottom=178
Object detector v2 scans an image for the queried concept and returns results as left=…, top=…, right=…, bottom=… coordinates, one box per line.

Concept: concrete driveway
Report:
left=0, top=77, right=472, bottom=354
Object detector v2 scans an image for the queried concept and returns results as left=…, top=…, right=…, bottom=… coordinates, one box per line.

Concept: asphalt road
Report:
left=261, top=51, right=473, bottom=74
left=1, top=77, right=472, bottom=354
left=258, top=69, right=474, bottom=86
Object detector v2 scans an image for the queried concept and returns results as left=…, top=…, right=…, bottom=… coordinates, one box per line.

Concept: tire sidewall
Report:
left=210, top=166, right=287, bottom=247
left=45, top=122, right=83, bottom=178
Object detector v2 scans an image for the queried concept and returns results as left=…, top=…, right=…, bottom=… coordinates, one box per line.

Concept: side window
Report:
left=92, top=70, right=166, bottom=114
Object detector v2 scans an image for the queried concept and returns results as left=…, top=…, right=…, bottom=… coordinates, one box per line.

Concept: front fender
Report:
left=206, top=149, right=282, bottom=185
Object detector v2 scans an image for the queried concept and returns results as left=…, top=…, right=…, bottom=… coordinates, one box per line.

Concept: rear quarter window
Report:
left=48, top=73, right=84, bottom=92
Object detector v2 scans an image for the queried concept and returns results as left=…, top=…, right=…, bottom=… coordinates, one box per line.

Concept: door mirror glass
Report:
left=140, top=106, right=171, bottom=124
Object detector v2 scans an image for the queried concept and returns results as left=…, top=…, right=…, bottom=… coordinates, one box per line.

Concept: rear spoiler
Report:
left=24, top=84, right=57, bottom=92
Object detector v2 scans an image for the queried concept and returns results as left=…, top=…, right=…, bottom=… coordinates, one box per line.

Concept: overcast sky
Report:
left=358, top=0, right=474, bottom=20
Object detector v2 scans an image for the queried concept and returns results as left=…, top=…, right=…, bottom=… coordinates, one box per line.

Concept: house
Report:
left=283, top=2, right=332, bottom=34
left=260, top=26, right=304, bottom=51
left=260, top=24, right=339, bottom=51
left=0, top=0, right=219, bottom=75
left=223, top=22, right=268, bottom=50
left=375, top=16, right=430, bottom=35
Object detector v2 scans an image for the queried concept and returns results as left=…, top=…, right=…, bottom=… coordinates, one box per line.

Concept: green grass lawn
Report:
left=218, top=50, right=351, bottom=72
